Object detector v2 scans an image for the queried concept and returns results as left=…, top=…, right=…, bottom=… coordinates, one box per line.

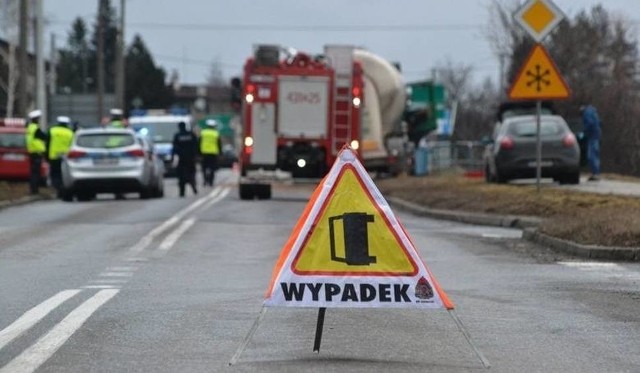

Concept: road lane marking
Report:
left=0, top=290, right=81, bottom=351
left=202, top=187, right=230, bottom=210
left=157, top=218, right=196, bottom=252
left=558, top=262, right=623, bottom=271
left=81, top=285, right=120, bottom=289
left=0, top=289, right=119, bottom=373
left=106, top=266, right=137, bottom=272
left=128, top=186, right=222, bottom=254
left=89, top=279, right=128, bottom=284
left=98, top=272, right=134, bottom=277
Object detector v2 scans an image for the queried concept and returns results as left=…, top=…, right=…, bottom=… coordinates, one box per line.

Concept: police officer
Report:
left=108, top=108, right=125, bottom=128
left=47, top=116, right=74, bottom=197
left=25, top=110, right=48, bottom=195
left=200, top=119, right=222, bottom=187
left=171, top=121, right=198, bottom=197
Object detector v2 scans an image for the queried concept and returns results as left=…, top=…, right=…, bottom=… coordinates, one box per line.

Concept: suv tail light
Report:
left=126, top=148, right=145, bottom=157
left=499, top=136, right=515, bottom=150
left=67, top=150, right=86, bottom=159
left=562, top=133, right=577, bottom=147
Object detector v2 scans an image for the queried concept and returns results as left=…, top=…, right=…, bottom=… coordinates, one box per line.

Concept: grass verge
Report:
left=376, top=173, right=640, bottom=247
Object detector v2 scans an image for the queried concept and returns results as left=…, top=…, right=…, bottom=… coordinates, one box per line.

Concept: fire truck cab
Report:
left=239, top=45, right=364, bottom=200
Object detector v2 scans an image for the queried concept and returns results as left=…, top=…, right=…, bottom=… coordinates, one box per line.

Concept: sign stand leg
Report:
left=312, top=307, right=327, bottom=353
left=228, top=306, right=267, bottom=366
left=447, top=309, right=491, bottom=369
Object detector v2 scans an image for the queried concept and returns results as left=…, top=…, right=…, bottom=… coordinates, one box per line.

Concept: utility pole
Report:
left=49, top=33, right=57, bottom=96
left=97, top=8, right=105, bottom=122
left=35, top=0, right=46, bottom=127
left=114, top=0, right=126, bottom=110
left=17, top=0, right=28, bottom=117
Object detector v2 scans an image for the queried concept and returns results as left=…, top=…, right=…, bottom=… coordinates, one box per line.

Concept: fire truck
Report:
left=239, top=45, right=365, bottom=200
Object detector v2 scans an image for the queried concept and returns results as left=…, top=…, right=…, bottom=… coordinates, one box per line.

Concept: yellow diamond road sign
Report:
left=508, top=44, right=570, bottom=100
left=514, top=0, right=565, bottom=42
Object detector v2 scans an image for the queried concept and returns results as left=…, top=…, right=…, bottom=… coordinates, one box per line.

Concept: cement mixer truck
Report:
left=353, top=49, right=408, bottom=176
left=238, top=44, right=407, bottom=200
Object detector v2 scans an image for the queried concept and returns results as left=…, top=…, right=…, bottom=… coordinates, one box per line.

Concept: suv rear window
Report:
left=0, top=133, right=25, bottom=148
left=76, top=133, right=135, bottom=148
left=507, top=119, right=565, bottom=137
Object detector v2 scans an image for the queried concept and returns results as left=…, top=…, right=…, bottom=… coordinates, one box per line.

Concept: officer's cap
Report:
left=28, top=110, right=42, bottom=119
left=110, top=108, right=123, bottom=116
left=57, top=116, right=71, bottom=124
left=206, top=119, right=218, bottom=127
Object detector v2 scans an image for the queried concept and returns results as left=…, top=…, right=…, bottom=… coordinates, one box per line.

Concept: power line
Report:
left=48, top=20, right=482, bottom=32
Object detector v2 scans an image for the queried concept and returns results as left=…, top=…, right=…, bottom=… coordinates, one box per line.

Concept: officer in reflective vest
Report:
left=25, top=110, right=48, bottom=195
left=47, top=116, right=74, bottom=197
left=108, top=108, right=125, bottom=128
left=199, top=119, right=222, bottom=187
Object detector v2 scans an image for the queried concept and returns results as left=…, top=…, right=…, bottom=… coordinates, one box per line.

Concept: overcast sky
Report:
left=43, top=0, right=640, bottom=86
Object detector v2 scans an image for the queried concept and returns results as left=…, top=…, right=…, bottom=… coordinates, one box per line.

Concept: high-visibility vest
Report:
left=200, top=128, right=220, bottom=155
left=48, top=126, right=74, bottom=160
left=109, top=120, right=125, bottom=128
left=26, top=122, right=46, bottom=154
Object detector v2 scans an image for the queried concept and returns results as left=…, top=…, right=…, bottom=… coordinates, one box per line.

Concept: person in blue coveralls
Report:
left=581, top=104, right=602, bottom=181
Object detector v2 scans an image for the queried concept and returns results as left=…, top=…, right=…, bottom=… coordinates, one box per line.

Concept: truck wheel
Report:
left=256, top=184, right=272, bottom=200
left=239, top=183, right=254, bottom=200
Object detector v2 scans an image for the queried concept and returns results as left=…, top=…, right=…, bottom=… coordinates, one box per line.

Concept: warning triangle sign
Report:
left=508, top=43, right=570, bottom=100
left=264, top=147, right=454, bottom=309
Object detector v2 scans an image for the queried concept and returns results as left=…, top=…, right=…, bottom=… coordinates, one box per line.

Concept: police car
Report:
left=128, top=109, right=192, bottom=176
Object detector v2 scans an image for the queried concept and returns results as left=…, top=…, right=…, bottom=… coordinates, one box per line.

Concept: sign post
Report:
left=510, top=0, right=569, bottom=191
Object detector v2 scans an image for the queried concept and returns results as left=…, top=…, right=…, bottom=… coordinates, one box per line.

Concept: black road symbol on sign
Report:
left=329, top=212, right=377, bottom=266
left=526, top=64, right=551, bottom=92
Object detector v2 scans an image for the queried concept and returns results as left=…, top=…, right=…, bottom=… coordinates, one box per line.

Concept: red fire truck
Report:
left=238, top=45, right=364, bottom=200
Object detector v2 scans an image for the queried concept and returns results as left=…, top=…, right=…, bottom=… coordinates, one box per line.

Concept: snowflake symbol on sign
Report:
left=525, top=64, right=551, bottom=92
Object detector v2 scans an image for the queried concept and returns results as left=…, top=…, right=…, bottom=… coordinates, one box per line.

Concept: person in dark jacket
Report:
left=171, top=121, right=199, bottom=197
left=581, top=105, right=602, bottom=181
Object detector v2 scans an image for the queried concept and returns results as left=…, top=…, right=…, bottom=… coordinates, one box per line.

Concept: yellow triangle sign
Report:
left=508, top=44, right=570, bottom=100
left=264, top=147, right=454, bottom=309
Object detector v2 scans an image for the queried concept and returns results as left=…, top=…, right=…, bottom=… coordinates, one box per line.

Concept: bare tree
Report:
left=0, top=0, right=21, bottom=117
left=207, top=58, right=226, bottom=87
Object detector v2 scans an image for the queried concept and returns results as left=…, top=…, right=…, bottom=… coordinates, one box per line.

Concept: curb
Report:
left=386, top=196, right=640, bottom=262
left=0, top=194, right=46, bottom=211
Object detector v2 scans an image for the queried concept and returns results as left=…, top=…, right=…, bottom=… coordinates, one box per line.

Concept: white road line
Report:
left=0, top=290, right=81, bottom=351
left=157, top=218, right=196, bottom=252
left=88, top=279, right=129, bottom=284
left=98, top=272, right=134, bottom=277
left=106, top=266, right=137, bottom=272
left=558, top=262, right=623, bottom=271
left=202, top=187, right=230, bottom=210
left=81, top=285, right=120, bottom=289
left=128, top=186, right=221, bottom=254
left=0, top=289, right=119, bottom=373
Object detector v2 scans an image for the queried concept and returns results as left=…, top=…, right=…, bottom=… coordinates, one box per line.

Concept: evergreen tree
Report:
left=56, top=17, right=90, bottom=93
left=125, top=35, right=174, bottom=112
left=88, top=0, right=118, bottom=93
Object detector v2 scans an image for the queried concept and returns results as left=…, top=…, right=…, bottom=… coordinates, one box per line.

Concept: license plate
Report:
left=528, top=161, right=553, bottom=167
left=93, top=157, right=119, bottom=166
left=2, top=153, right=26, bottom=161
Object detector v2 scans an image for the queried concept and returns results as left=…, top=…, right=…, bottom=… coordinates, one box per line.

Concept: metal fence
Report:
left=418, top=140, right=486, bottom=176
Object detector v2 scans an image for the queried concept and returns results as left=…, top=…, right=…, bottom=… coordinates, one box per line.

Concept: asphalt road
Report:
left=1, top=170, right=639, bottom=372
